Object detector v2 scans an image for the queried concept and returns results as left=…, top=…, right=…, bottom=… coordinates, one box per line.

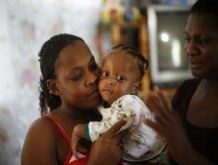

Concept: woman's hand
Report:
left=87, top=120, right=127, bottom=165
left=143, top=87, right=214, bottom=164
left=143, top=87, right=194, bottom=163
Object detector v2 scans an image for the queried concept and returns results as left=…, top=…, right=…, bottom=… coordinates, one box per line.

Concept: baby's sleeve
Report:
left=88, top=120, right=113, bottom=141
left=83, top=124, right=91, bottom=140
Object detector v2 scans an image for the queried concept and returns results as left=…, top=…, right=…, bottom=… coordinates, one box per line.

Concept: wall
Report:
left=0, top=0, right=102, bottom=164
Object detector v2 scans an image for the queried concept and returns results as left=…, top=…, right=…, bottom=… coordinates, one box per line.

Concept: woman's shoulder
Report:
left=178, top=78, right=201, bottom=89
left=23, top=116, right=57, bottom=145
left=171, top=78, right=201, bottom=115
left=22, top=115, right=63, bottom=151
left=28, top=116, right=55, bottom=132
left=179, top=78, right=201, bottom=88
left=174, top=78, right=201, bottom=98
left=21, top=116, right=58, bottom=164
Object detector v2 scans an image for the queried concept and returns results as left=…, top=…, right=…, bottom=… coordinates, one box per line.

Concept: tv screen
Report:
left=147, top=5, right=193, bottom=88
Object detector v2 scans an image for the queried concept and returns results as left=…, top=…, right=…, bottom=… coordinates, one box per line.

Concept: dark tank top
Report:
left=172, top=79, right=218, bottom=163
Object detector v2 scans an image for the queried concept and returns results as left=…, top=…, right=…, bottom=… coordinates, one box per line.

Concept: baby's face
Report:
left=98, top=51, right=140, bottom=105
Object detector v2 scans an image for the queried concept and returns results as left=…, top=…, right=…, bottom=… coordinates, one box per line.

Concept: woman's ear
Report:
left=46, top=79, right=61, bottom=95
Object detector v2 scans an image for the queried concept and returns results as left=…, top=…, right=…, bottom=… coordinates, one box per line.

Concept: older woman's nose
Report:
left=185, top=40, right=198, bottom=56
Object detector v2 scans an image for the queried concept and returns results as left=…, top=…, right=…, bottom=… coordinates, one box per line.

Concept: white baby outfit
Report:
left=88, top=94, right=165, bottom=160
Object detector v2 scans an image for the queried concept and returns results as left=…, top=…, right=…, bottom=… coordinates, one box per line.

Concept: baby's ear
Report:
left=132, top=82, right=141, bottom=94
left=46, top=79, right=61, bottom=95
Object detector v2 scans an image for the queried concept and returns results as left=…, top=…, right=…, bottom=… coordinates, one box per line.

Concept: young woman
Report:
left=21, top=34, right=126, bottom=165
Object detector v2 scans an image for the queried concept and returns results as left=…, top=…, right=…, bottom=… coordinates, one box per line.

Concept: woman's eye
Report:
left=184, top=37, right=190, bottom=43
left=197, top=38, right=210, bottom=46
left=116, top=75, right=125, bottom=81
left=71, top=73, right=83, bottom=81
left=185, top=36, right=211, bottom=47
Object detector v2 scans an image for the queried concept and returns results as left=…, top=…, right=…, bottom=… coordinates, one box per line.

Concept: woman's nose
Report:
left=185, top=40, right=198, bottom=56
left=86, top=70, right=99, bottom=86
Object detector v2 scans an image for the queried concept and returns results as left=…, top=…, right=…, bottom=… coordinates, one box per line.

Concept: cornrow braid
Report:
left=38, top=34, right=84, bottom=116
left=111, top=44, right=148, bottom=80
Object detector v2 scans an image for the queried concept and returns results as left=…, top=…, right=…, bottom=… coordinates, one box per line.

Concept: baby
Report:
left=71, top=44, right=166, bottom=162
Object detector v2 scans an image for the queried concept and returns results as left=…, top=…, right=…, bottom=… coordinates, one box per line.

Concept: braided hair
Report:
left=110, top=44, right=148, bottom=81
left=38, top=34, right=84, bottom=116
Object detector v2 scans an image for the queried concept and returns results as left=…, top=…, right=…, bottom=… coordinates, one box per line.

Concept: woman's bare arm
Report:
left=21, top=118, right=58, bottom=165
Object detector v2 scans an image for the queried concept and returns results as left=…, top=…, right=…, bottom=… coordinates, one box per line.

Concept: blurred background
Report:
left=0, top=0, right=196, bottom=164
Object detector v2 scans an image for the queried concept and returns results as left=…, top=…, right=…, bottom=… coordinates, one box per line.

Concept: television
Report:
left=147, top=5, right=193, bottom=88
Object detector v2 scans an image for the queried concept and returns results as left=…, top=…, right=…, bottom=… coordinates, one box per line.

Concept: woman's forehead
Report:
left=54, top=43, right=94, bottom=73
left=186, top=13, right=218, bottom=31
left=58, top=42, right=91, bottom=62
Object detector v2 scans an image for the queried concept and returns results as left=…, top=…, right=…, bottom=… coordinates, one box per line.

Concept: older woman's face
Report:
left=185, top=13, right=218, bottom=79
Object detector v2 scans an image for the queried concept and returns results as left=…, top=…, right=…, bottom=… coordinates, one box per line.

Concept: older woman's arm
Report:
left=143, top=88, right=213, bottom=165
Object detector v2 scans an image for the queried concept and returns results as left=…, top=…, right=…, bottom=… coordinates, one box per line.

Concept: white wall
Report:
left=0, top=0, right=102, bottom=164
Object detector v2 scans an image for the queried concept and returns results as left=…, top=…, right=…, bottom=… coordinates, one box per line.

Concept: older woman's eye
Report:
left=198, top=38, right=210, bottom=46
left=184, top=37, right=190, bottom=44
left=116, top=75, right=125, bottom=81
left=194, top=36, right=212, bottom=46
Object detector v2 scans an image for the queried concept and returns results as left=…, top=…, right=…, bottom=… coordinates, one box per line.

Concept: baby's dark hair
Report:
left=110, top=44, right=148, bottom=80
left=38, top=33, right=84, bottom=116
left=191, top=0, right=218, bottom=27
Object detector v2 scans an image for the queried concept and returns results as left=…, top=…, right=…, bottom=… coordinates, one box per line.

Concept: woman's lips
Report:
left=190, top=63, right=202, bottom=69
left=88, top=89, right=99, bottom=98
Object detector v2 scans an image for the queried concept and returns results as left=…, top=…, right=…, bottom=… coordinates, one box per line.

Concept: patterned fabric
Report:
left=88, top=94, right=161, bottom=159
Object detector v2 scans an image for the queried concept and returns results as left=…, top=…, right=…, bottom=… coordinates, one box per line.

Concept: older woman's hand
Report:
left=143, top=87, right=195, bottom=164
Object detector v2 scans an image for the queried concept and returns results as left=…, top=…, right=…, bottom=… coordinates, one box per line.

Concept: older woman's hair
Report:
left=191, top=0, right=218, bottom=28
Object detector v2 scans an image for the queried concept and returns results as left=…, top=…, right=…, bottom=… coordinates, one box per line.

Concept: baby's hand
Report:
left=71, top=124, right=86, bottom=159
left=71, top=129, right=80, bottom=159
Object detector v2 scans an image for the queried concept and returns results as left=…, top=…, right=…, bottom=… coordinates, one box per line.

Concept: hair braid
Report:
left=38, top=34, right=84, bottom=116
left=111, top=44, right=148, bottom=80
